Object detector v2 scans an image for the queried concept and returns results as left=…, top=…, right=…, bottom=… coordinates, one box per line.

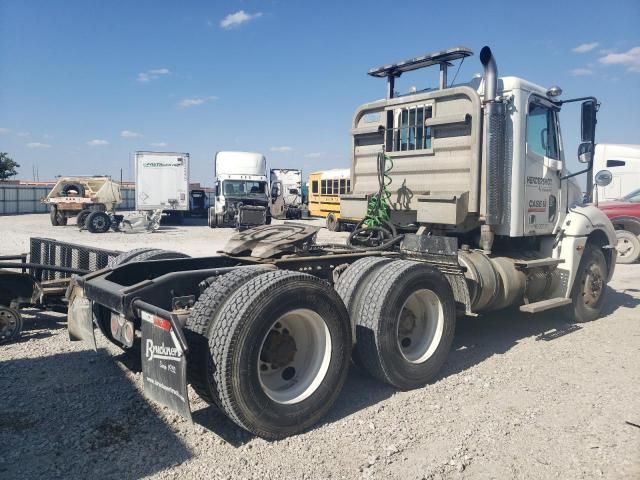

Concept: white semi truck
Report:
left=135, top=152, right=190, bottom=222
left=270, top=168, right=303, bottom=219
left=208, top=151, right=270, bottom=228
left=69, top=45, right=617, bottom=440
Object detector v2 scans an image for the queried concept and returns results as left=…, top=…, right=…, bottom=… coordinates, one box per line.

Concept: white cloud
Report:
left=178, top=96, right=218, bottom=108
left=16, top=131, right=30, bottom=137
left=26, top=142, right=51, bottom=149
left=304, top=152, right=324, bottom=158
left=137, top=68, right=171, bottom=82
left=599, top=46, right=640, bottom=73
left=220, top=10, right=262, bottom=29
left=87, top=139, right=109, bottom=146
left=0, top=128, right=10, bottom=135
left=570, top=68, right=593, bottom=76
left=43, top=134, right=54, bottom=139
left=270, top=146, right=293, bottom=152
left=572, top=42, right=599, bottom=54
left=121, top=130, right=143, bottom=138
left=150, top=142, right=168, bottom=147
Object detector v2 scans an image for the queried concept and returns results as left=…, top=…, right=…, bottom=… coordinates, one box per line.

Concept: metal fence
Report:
left=0, top=185, right=136, bottom=215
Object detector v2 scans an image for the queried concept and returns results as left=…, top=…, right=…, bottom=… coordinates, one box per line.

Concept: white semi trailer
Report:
left=69, top=46, right=617, bottom=441
left=270, top=168, right=303, bottom=219
left=208, top=151, right=270, bottom=228
left=135, top=151, right=190, bottom=222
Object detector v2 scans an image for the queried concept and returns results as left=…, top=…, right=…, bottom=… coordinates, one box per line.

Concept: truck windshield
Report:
left=223, top=180, right=266, bottom=196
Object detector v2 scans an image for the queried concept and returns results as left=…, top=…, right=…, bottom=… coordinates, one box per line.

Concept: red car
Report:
left=598, top=188, right=640, bottom=264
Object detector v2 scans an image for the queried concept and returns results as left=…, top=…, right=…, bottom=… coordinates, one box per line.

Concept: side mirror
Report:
left=594, top=169, right=613, bottom=187
left=580, top=99, right=597, bottom=144
left=577, top=142, right=594, bottom=164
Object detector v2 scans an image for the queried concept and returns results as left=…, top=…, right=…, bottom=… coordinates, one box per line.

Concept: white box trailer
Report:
left=135, top=152, right=190, bottom=213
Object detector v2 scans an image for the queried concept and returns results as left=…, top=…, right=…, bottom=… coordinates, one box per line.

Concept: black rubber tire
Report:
left=353, top=260, right=456, bottom=390
left=60, top=182, right=85, bottom=197
left=566, top=244, right=609, bottom=323
left=326, top=213, right=340, bottom=232
left=615, top=230, right=640, bottom=264
left=335, top=256, right=394, bottom=341
left=50, top=207, right=59, bottom=226
left=208, top=270, right=352, bottom=439
left=0, top=307, right=23, bottom=343
left=76, top=209, right=92, bottom=228
left=57, top=212, right=68, bottom=226
left=184, top=266, right=272, bottom=406
left=86, top=211, right=111, bottom=233
left=208, top=208, right=217, bottom=228
left=107, top=247, right=156, bottom=267
left=128, top=249, right=190, bottom=263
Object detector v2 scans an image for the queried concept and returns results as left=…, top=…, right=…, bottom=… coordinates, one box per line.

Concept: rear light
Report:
left=123, top=322, right=135, bottom=345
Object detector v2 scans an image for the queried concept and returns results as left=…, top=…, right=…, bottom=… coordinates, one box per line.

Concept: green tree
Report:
left=0, top=152, right=20, bottom=181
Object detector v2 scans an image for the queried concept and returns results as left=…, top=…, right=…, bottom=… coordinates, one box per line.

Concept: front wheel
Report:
left=208, top=208, right=217, bottom=228
left=615, top=230, right=640, bottom=264
left=567, top=244, right=609, bottom=323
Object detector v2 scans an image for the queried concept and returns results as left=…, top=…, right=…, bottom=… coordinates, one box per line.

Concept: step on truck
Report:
left=68, top=46, right=617, bottom=440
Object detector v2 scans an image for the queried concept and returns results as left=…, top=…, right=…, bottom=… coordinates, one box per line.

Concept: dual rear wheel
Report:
left=185, top=258, right=456, bottom=438
left=185, top=269, right=351, bottom=439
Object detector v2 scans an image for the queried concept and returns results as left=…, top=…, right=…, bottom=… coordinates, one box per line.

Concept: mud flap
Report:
left=67, top=296, right=97, bottom=351
left=140, top=310, right=192, bottom=421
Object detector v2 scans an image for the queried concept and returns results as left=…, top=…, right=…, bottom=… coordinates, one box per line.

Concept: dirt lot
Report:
left=1, top=214, right=639, bottom=480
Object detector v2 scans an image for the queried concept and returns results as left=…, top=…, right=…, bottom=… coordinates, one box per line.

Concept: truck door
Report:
left=524, top=98, right=562, bottom=235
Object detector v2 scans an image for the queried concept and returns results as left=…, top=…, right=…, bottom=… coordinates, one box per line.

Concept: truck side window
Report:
left=312, top=181, right=318, bottom=194
left=527, top=102, right=559, bottom=160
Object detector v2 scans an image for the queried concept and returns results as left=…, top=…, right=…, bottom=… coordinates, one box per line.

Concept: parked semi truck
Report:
left=208, top=151, right=270, bottom=229
left=270, top=168, right=303, bottom=219
left=68, top=46, right=616, bottom=440
left=135, top=151, right=190, bottom=222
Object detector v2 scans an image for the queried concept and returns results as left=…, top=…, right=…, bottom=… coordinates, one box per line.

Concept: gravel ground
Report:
left=0, top=214, right=639, bottom=479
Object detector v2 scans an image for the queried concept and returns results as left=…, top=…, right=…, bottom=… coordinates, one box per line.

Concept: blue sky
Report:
left=1, top=0, right=639, bottom=185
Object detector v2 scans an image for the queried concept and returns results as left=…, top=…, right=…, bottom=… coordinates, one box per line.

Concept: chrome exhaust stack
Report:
left=480, top=46, right=506, bottom=253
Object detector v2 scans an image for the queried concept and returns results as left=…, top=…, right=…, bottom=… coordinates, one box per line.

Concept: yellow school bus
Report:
left=307, top=169, right=351, bottom=231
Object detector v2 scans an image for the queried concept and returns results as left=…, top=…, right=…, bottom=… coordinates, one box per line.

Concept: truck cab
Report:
left=209, top=151, right=270, bottom=229
left=341, top=46, right=616, bottom=317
